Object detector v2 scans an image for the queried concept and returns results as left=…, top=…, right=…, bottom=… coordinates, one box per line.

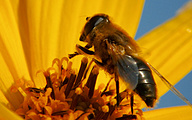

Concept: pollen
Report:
left=13, top=57, right=144, bottom=120
left=102, top=105, right=109, bottom=112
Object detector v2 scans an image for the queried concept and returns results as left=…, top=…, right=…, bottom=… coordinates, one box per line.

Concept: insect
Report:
left=69, top=14, right=192, bottom=109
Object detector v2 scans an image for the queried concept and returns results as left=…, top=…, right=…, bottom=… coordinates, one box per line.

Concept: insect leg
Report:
left=92, top=58, right=120, bottom=106
left=92, top=58, right=105, bottom=67
left=69, top=44, right=95, bottom=59
left=76, top=44, right=95, bottom=55
left=83, top=59, right=94, bottom=79
left=115, top=72, right=120, bottom=107
left=130, top=93, right=134, bottom=114
left=68, top=52, right=79, bottom=59
left=73, top=58, right=103, bottom=88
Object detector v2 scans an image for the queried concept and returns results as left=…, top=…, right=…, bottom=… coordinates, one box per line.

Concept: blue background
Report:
left=135, top=0, right=192, bottom=109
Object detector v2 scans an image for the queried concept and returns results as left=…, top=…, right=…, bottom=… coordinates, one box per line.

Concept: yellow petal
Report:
left=0, top=1, right=31, bottom=80
left=0, top=55, right=24, bottom=110
left=137, top=1, right=192, bottom=98
left=143, top=106, right=192, bottom=120
left=0, top=1, right=31, bottom=109
left=0, top=103, right=23, bottom=120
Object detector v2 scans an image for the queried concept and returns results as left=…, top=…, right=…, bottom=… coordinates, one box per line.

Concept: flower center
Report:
left=12, top=57, right=144, bottom=119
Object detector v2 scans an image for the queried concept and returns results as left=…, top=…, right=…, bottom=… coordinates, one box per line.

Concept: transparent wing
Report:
left=116, top=54, right=139, bottom=90
left=106, top=40, right=139, bottom=90
left=147, top=63, right=192, bottom=108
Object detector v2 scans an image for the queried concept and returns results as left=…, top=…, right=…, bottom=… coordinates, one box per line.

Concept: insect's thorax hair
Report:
left=88, top=22, right=140, bottom=60
left=84, top=22, right=140, bottom=74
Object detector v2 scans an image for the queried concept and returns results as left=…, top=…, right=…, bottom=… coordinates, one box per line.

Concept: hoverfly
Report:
left=69, top=14, right=192, bottom=109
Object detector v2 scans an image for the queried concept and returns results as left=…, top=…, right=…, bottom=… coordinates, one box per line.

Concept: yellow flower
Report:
left=0, top=0, right=191, bottom=120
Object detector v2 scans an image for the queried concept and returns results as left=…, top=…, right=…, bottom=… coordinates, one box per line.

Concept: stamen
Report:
left=102, top=105, right=109, bottom=112
left=44, top=75, right=55, bottom=99
left=62, top=76, right=69, bottom=86
left=86, top=65, right=99, bottom=98
left=101, top=77, right=113, bottom=96
left=74, top=57, right=88, bottom=87
left=13, top=57, right=144, bottom=119
left=27, top=87, right=45, bottom=93
left=70, top=88, right=82, bottom=110
left=52, top=110, right=68, bottom=116
left=64, top=71, right=76, bottom=98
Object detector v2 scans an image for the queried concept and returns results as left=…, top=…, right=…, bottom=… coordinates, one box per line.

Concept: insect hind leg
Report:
left=115, top=72, right=120, bottom=107
left=130, top=92, right=134, bottom=114
left=92, top=58, right=120, bottom=107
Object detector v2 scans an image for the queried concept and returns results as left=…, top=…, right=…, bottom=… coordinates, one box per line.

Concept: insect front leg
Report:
left=68, top=44, right=95, bottom=59
left=68, top=52, right=79, bottom=59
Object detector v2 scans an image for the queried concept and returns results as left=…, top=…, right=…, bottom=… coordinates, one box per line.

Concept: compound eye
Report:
left=94, top=17, right=104, bottom=26
left=84, top=16, right=107, bottom=35
left=80, top=14, right=109, bottom=41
